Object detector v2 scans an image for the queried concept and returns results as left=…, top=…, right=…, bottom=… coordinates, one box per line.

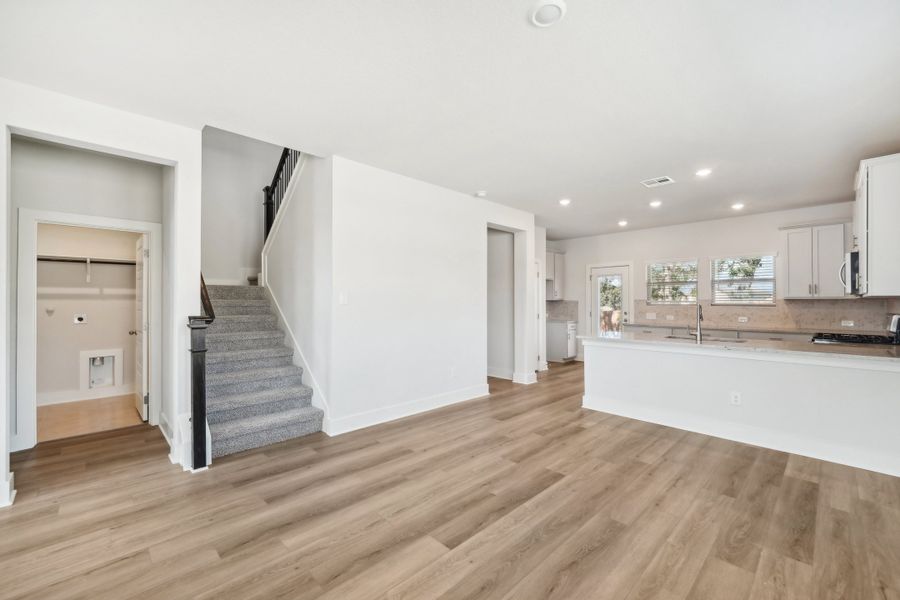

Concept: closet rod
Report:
left=37, top=255, right=137, bottom=266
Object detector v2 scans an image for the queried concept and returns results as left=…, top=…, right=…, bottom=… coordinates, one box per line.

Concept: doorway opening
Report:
left=487, top=228, right=515, bottom=381
left=588, top=264, right=632, bottom=336
left=33, top=224, right=148, bottom=442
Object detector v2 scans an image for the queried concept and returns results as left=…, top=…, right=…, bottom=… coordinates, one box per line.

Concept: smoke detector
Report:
left=640, top=176, right=675, bottom=188
left=530, top=1, right=567, bottom=27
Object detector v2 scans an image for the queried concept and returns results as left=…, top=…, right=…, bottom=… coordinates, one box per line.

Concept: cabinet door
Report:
left=813, top=224, right=846, bottom=298
left=854, top=168, right=868, bottom=294
left=548, top=254, right=564, bottom=300
left=785, top=228, right=814, bottom=298
left=545, top=252, right=555, bottom=280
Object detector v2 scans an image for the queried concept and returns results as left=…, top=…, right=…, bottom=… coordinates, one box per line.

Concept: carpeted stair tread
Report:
left=210, top=407, right=324, bottom=458
left=207, top=330, right=284, bottom=343
left=207, top=314, right=279, bottom=333
left=208, top=385, right=313, bottom=415
left=207, top=365, right=304, bottom=387
left=207, top=285, right=269, bottom=300
left=206, top=346, right=293, bottom=365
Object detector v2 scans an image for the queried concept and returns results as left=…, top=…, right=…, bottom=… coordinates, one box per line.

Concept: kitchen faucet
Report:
left=693, top=304, right=703, bottom=344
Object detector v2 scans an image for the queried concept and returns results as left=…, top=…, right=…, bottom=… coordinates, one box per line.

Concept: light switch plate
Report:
left=737, top=316, right=749, bottom=323
left=646, top=312, right=657, bottom=320
left=841, top=320, right=855, bottom=327
left=665, top=315, right=675, bottom=321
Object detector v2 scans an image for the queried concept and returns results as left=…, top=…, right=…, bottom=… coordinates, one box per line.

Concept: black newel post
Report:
left=188, top=318, right=209, bottom=469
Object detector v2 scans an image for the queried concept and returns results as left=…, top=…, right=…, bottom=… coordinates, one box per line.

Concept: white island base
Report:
left=581, top=335, right=900, bottom=477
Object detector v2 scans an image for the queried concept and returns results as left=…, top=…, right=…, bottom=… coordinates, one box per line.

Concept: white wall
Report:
left=263, top=155, right=333, bottom=413
left=328, top=157, right=535, bottom=432
left=550, top=202, right=855, bottom=355
left=487, top=228, right=514, bottom=379
left=202, top=127, right=283, bottom=285
left=1, top=77, right=202, bottom=504
left=37, top=224, right=141, bottom=260
left=535, top=226, right=547, bottom=370
left=36, top=261, right=136, bottom=402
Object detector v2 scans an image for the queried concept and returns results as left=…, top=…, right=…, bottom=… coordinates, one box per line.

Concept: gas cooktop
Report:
left=812, top=332, right=899, bottom=345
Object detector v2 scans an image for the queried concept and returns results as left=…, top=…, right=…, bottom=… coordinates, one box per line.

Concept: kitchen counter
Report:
left=581, top=330, right=900, bottom=477
left=583, top=331, right=900, bottom=364
left=626, top=322, right=888, bottom=337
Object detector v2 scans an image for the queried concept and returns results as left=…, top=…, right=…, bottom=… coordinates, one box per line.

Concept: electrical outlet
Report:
left=841, top=320, right=854, bottom=328
left=665, top=315, right=675, bottom=321
left=449, top=366, right=456, bottom=378
left=737, top=316, right=749, bottom=323
left=646, top=312, right=657, bottom=320
left=730, top=391, right=742, bottom=406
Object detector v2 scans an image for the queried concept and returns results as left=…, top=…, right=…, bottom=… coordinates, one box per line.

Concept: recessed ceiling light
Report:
left=649, top=200, right=662, bottom=208
left=559, top=198, right=571, bottom=206
left=530, top=0, right=567, bottom=27
left=731, top=202, right=745, bottom=210
left=696, top=168, right=712, bottom=177
left=474, top=190, right=487, bottom=198
left=618, top=220, right=628, bottom=227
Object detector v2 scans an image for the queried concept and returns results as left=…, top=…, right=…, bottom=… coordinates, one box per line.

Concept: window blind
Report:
left=711, top=255, right=775, bottom=305
left=647, top=260, right=698, bottom=304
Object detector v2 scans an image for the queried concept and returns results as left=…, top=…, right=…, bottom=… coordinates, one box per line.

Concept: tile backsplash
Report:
left=633, top=298, right=896, bottom=332
left=547, top=300, right=578, bottom=321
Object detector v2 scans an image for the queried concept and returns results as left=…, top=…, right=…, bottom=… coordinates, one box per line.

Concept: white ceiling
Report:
left=2, top=1, right=900, bottom=239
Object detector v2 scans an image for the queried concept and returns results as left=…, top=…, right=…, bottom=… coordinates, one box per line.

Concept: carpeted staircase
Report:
left=205, top=284, right=323, bottom=458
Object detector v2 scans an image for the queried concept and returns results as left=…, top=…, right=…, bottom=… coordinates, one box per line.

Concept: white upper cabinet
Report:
left=856, top=153, right=900, bottom=297
left=783, top=223, right=847, bottom=299
left=546, top=252, right=565, bottom=300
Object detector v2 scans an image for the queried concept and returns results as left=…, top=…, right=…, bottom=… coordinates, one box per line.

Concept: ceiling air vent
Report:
left=640, top=176, right=675, bottom=188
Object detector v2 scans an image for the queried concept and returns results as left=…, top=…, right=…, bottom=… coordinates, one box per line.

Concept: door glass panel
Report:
left=596, top=274, right=623, bottom=335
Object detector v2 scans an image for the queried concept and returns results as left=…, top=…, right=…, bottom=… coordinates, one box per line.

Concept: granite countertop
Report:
left=580, top=331, right=900, bottom=363
left=626, top=322, right=888, bottom=336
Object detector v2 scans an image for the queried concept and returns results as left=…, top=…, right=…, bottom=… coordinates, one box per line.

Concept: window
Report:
left=711, top=255, right=775, bottom=305
left=647, top=260, right=698, bottom=304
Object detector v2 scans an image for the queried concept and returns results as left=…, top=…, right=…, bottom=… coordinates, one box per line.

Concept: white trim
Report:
left=583, top=393, right=900, bottom=478
left=37, top=384, right=135, bottom=406
left=0, top=474, right=15, bottom=508
left=513, top=371, right=538, bottom=384
left=325, top=384, right=489, bottom=436
left=260, top=154, right=307, bottom=287
left=537, top=360, right=549, bottom=372
left=14, top=209, right=163, bottom=451
left=265, top=286, right=331, bottom=420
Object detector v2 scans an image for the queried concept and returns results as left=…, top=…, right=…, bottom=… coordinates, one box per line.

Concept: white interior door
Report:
left=590, top=266, right=631, bottom=336
left=134, top=235, right=149, bottom=421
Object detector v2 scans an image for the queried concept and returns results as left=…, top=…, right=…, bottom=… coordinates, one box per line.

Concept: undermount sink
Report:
left=665, top=335, right=747, bottom=343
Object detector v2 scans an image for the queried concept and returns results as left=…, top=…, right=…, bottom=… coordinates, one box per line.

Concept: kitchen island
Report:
left=581, top=332, right=900, bottom=477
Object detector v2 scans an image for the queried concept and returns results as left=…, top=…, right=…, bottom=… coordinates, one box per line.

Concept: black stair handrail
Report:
left=187, top=274, right=215, bottom=470
left=263, top=147, right=302, bottom=239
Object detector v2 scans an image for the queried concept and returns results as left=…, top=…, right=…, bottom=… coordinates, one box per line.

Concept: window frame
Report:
left=645, top=258, right=700, bottom=305
left=709, top=254, right=777, bottom=306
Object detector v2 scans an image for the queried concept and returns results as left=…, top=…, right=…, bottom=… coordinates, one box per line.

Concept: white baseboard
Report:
left=537, top=361, right=549, bottom=372
left=0, top=474, right=16, bottom=508
left=513, top=371, right=537, bottom=384
left=324, top=383, right=490, bottom=436
left=582, top=393, right=900, bottom=479
left=487, top=366, right=513, bottom=380
left=37, top=384, right=136, bottom=406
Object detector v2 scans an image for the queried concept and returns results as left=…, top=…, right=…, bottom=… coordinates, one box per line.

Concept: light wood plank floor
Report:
left=36, top=394, right=144, bottom=442
left=4, top=362, right=900, bottom=599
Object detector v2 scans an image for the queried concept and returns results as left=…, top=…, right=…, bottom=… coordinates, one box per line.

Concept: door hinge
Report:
left=144, top=394, right=149, bottom=406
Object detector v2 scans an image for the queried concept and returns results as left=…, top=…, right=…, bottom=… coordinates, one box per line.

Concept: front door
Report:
left=134, top=235, right=149, bottom=421
left=589, top=266, right=631, bottom=336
